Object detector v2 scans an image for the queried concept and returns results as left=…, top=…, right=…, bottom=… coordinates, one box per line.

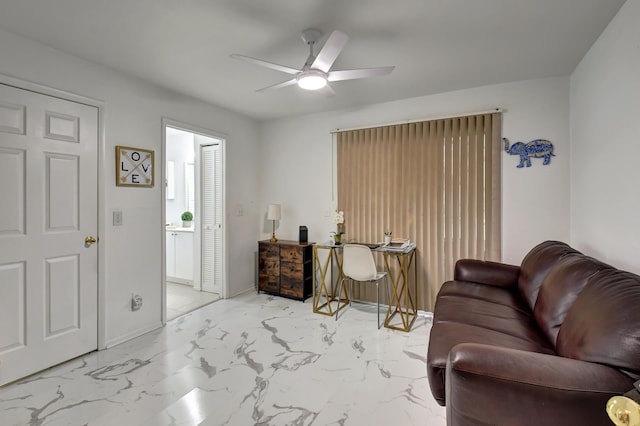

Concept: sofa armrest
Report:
left=453, top=259, right=520, bottom=288
left=446, top=343, right=633, bottom=426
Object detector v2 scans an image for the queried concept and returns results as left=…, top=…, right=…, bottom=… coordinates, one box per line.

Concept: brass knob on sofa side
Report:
left=607, top=396, right=640, bottom=426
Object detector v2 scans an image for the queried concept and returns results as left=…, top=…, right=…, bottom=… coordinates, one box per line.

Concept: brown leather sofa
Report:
left=427, top=240, right=640, bottom=425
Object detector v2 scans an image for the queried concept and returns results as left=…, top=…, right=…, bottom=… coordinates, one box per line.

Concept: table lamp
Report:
left=267, top=204, right=281, bottom=242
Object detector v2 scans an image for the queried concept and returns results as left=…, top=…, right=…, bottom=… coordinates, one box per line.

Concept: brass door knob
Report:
left=85, top=236, right=98, bottom=246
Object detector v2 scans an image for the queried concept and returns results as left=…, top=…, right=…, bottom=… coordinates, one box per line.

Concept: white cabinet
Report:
left=166, top=229, right=194, bottom=284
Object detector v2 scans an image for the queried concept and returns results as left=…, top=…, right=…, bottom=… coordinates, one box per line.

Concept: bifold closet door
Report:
left=201, top=143, right=222, bottom=294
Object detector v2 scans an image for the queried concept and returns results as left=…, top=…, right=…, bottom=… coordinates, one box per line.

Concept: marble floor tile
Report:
left=167, top=282, right=220, bottom=321
left=0, top=292, right=446, bottom=426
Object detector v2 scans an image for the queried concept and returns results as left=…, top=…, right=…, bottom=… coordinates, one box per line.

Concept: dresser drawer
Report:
left=258, top=254, right=280, bottom=293
left=259, top=273, right=280, bottom=293
left=280, top=245, right=303, bottom=263
left=259, top=242, right=279, bottom=260
left=280, top=261, right=303, bottom=297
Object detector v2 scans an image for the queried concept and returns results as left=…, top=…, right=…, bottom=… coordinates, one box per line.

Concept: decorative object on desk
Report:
left=389, top=237, right=409, bottom=247
left=385, top=238, right=416, bottom=252
left=181, top=211, right=193, bottom=228
left=333, top=209, right=345, bottom=242
left=384, top=230, right=392, bottom=245
left=299, top=225, right=308, bottom=243
left=267, top=204, right=282, bottom=242
left=503, top=137, right=555, bottom=168
left=331, top=232, right=342, bottom=245
left=115, top=145, right=154, bottom=187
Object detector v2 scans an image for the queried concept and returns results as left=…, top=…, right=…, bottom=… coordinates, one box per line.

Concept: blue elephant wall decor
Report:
left=503, top=138, right=555, bottom=168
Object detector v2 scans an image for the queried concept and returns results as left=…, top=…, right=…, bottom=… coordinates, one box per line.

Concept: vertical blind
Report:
left=336, top=112, right=502, bottom=311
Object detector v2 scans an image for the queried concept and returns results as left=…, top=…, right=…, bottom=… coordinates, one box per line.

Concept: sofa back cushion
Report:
left=518, top=241, right=581, bottom=310
left=557, top=269, right=640, bottom=377
left=533, top=255, right=612, bottom=347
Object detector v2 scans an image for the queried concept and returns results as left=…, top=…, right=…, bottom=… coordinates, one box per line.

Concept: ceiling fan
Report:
left=230, top=28, right=395, bottom=93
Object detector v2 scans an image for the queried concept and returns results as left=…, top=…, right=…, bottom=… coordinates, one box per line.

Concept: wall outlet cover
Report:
left=131, top=294, right=143, bottom=311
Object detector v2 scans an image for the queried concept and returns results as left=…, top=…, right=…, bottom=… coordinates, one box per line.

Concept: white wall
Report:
left=0, top=28, right=260, bottom=346
left=570, top=0, right=640, bottom=273
left=259, top=77, right=571, bottom=266
left=166, top=130, right=195, bottom=226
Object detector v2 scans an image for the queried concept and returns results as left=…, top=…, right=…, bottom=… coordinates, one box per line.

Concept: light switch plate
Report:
left=113, top=210, right=123, bottom=226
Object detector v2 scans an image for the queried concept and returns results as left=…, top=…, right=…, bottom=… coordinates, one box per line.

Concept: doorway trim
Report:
left=0, top=72, right=107, bottom=350
left=161, top=117, right=228, bottom=324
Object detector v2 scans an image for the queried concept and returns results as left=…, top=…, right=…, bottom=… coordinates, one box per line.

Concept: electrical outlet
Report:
left=131, top=294, right=143, bottom=311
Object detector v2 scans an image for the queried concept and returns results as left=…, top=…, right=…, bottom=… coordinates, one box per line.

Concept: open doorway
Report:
left=163, top=120, right=225, bottom=321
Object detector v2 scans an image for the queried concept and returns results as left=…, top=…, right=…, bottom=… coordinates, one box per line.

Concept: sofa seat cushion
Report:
left=428, top=281, right=555, bottom=405
left=435, top=280, right=530, bottom=314
left=433, top=294, right=550, bottom=345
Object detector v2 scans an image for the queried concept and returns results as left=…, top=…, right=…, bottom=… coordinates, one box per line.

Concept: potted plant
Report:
left=181, top=211, right=193, bottom=228
left=330, top=231, right=343, bottom=245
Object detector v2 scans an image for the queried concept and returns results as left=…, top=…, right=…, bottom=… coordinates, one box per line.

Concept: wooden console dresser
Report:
left=258, top=240, right=313, bottom=300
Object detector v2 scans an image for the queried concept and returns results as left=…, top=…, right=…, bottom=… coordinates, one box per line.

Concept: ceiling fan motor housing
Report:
left=301, top=28, right=323, bottom=45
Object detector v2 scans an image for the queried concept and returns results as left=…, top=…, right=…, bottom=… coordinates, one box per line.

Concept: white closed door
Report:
left=0, top=83, right=98, bottom=386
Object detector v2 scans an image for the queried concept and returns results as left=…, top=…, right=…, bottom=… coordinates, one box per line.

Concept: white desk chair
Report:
left=335, top=244, right=389, bottom=329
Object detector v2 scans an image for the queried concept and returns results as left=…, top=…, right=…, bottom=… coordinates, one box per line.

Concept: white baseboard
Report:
left=103, top=321, right=163, bottom=349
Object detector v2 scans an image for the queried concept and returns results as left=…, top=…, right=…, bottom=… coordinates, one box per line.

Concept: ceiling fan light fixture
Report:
left=297, top=70, right=327, bottom=90
left=232, top=29, right=394, bottom=93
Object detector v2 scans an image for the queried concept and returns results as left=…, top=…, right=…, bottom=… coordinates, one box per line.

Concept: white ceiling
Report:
left=0, top=0, right=625, bottom=121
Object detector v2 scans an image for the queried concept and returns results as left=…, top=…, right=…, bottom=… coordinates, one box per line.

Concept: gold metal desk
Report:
left=312, top=243, right=348, bottom=316
left=380, top=246, right=418, bottom=332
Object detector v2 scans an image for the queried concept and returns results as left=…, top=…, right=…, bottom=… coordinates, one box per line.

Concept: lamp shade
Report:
left=267, top=204, right=281, bottom=221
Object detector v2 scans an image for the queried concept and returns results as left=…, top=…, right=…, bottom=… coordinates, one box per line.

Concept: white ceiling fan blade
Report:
left=230, top=54, right=302, bottom=75
left=256, top=78, right=298, bottom=92
left=311, top=30, right=349, bottom=73
left=327, top=66, right=395, bottom=82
